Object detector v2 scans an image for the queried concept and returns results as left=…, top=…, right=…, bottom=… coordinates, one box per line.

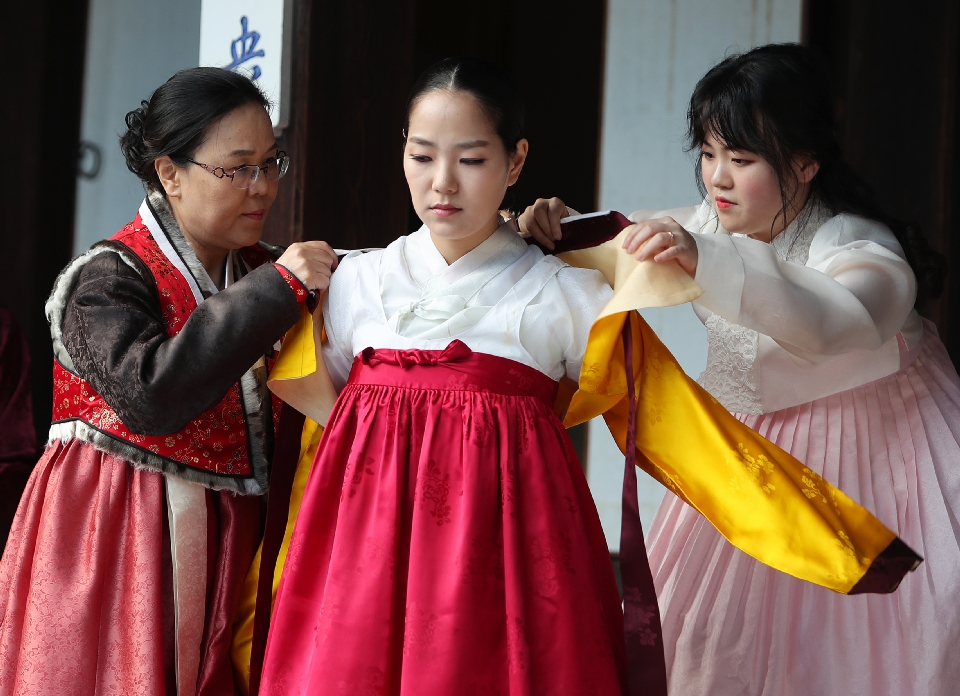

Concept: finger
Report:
left=635, top=231, right=673, bottom=261
left=533, top=205, right=554, bottom=236
left=532, top=209, right=556, bottom=249
left=529, top=225, right=555, bottom=250
left=548, top=200, right=567, bottom=240
left=653, top=245, right=680, bottom=263
left=622, top=225, right=643, bottom=252
left=623, top=224, right=657, bottom=254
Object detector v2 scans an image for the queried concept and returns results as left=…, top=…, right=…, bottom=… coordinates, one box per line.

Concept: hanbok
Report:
left=0, top=193, right=305, bottom=696
left=647, top=201, right=960, bottom=695
left=257, top=222, right=921, bottom=696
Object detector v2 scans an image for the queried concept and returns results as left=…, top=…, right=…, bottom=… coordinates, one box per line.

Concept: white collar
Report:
left=411, top=221, right=525, bottom=287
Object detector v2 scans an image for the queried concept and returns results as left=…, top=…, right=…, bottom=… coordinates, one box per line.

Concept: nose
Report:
left=433, top=159, right=457, bottom=194
left=247, top=169, right=269, bottom=196
left=710, top=158, right=732, bottom=189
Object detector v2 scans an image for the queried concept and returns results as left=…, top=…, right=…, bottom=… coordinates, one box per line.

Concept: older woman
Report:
left=0, top=67, right=336, bottom=696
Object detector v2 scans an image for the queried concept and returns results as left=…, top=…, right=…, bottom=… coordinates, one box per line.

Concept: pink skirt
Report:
left=0, top=438, right=260, bottom=696
left=648, top=326, right=960, bottom=695
left=261, top=343, right=627, bottom=695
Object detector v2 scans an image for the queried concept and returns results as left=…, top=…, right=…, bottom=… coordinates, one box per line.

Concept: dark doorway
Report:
left=263, top=0, right=607, bottom=251
left=2, top=0, right=90, bottom=444
left=805, top=0, right=960, bottom=360
left=411, top=0, right=607, bottom=225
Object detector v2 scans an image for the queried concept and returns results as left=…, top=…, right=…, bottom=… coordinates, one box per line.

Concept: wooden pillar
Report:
left=261, top=0, right=418, bottom=250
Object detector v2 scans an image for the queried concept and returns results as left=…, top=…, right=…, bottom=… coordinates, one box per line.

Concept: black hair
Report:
left=687, top=43, right=945, bottom=305
left=119, top=67, right=271, bottom=193
left=404, top=57, right=525, bottom=155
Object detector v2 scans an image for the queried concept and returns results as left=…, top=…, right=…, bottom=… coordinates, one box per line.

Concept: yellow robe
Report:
left=231, top=232, right=918, bottom=691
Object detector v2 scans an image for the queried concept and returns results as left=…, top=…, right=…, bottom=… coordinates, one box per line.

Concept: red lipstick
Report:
left=715, top=196, right=734, bottom=210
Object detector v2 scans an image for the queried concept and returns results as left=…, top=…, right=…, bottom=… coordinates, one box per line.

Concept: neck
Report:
left=173, top=214, right=229, bottom=289
left=430, top=214, right=501, bottom=265
left=749, top=184, right=813, bottom=244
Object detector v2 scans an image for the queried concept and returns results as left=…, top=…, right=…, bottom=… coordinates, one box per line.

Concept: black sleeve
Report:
left=61, top=252, right=301, bottom=435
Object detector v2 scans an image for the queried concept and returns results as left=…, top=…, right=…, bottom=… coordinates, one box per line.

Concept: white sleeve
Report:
left=321, top=253, right=361, bottom=391
left=553, top=266, right=613, bottom=381
left=692, top=214, right=917, bottom=357
left=627, top=205, right=701, bottom=229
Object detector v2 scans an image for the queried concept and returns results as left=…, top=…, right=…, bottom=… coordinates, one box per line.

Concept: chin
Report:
left=234, top=230, right=264, bottom=248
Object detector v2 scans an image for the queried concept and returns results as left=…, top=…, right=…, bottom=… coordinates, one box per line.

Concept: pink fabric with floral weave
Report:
left=648, top=325, right=960, bottom=696
left=0, top=438, right=261, bottom=696
left=261, top=343, right=628, bottom=695
left=0, top=439, right=167, bottom=695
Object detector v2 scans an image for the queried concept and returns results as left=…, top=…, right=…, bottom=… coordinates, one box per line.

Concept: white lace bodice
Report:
left=695, top=201, right=850, bottom=414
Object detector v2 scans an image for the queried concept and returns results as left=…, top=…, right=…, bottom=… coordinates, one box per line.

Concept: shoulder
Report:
left=811, top=213, right=906, bottom=262
left=78, top=247, right=148, bottom=280
left=549, top=262, right=613, bottom=314
left=333, top=246, right=386, bottom=280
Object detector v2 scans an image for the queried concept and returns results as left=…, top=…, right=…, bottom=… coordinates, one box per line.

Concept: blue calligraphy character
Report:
left=226, top=16, right=265, bottom=80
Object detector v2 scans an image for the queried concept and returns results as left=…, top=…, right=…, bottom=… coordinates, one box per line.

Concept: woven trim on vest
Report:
left=48, top=420, right=267, bottom=495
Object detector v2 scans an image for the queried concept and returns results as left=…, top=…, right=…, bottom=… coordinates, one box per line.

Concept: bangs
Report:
left=691, top=80, right=778, bottom=159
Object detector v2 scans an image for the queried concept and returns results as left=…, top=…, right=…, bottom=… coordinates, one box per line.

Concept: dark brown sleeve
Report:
left=62, top=251, right=301, bottom=435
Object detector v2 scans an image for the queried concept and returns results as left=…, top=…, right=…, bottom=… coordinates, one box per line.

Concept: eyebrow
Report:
left=226, top=142, right=280, bottom=157
left=407, top=137, right=491, bottom=149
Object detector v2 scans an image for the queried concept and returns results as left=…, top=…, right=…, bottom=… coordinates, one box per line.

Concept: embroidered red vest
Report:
left=52, top=214, right=281, bottom=480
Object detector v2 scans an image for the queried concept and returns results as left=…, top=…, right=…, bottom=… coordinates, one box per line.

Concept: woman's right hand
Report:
left=276, top=241, right=339, bottom=295
left=518, top=197, right=569, bottom=250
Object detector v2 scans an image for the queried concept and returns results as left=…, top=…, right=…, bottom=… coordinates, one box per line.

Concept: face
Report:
left=156, top=102, right=280, bottom=258
left=403, top=90, right=527, bottom=256
left=699, top=130, right=817, bottom=241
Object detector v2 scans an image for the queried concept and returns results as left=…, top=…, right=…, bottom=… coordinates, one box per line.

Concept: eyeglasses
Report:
left=185, top=151, right=290, bottom=189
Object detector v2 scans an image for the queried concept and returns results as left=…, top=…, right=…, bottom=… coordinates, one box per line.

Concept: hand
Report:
left=518, top=197, right=569, bottom=250
left=622, top=217, right=698, bottom=277
left=276, top=241, right=339, bottom=297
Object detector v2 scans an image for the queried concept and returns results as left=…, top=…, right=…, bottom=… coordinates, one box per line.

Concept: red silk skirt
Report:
left=261, top=341, right=627, bottom=695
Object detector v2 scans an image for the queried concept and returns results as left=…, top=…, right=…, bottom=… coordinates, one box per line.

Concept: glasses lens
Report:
left=278, top=155, right=290, bottom=179
left=231, top=166, right=254, bottom=190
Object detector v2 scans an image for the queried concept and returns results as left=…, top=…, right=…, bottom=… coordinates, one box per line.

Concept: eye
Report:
left=700, top=150, right=714, bottom=160
left=731, top=158, right=752, bottom=166
left=460, top=158, right=485, bottom=165
left=409, top=155, right=431, bottom=162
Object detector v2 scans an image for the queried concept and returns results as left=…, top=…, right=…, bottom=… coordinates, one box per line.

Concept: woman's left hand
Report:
left=622, top=217, right=698, bottom=277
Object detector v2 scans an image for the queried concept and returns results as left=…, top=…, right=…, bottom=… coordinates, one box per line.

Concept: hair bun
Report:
left=120, top=100, right=152, bottom=179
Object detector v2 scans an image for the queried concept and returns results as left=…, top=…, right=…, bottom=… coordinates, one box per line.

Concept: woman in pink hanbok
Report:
left=523, top=43, right=960, bottom=696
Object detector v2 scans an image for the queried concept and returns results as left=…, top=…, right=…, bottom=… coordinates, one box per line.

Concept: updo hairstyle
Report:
left=120, top=67, right=270, bottom=193
left=687, top=43, right=944, bottom=304
left=404, top=57, right=525, bottom=155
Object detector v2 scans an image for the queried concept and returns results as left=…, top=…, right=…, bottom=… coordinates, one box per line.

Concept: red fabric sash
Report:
left=620, top=318, right=668, bottom=695
left=52, top=214, right=279, bottom=477
left=348, top=339, right=559, bottom=407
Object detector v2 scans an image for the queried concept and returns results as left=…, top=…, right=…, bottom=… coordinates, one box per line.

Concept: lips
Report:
left=715, top=196, right=734, bottom=210
left=243, top=209, right=265, bottom=221
left=430, top=204, right=461, bottom=218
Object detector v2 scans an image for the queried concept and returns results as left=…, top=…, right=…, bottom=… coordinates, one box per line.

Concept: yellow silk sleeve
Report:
left=565, top=311, right=896, bottom=593
left=267, top=304, right=339, bottom=427
left=231, top=418, right=324, bottom=694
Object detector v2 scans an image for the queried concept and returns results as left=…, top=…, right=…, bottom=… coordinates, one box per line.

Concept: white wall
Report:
left=74, top=0, right=201, bottom=253
left=588, top=0, right=802, bottom=550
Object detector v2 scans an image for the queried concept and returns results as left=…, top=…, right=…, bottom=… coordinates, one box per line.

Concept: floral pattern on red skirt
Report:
left=262, top=343, right=627, bottom=695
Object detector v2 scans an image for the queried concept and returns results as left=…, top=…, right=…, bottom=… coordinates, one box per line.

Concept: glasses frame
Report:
left=185, top=151, right=290, bottom=189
